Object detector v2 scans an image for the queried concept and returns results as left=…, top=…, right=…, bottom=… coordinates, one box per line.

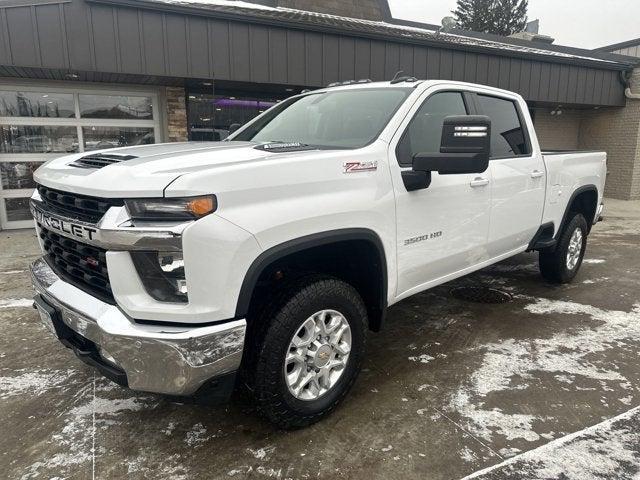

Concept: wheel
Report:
left=250, top=276, right=367, bottom=429
left=539, top=213, right=588, bottom=283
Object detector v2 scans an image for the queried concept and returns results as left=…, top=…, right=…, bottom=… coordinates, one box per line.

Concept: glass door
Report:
left=0, top=86, right=161, bottom=229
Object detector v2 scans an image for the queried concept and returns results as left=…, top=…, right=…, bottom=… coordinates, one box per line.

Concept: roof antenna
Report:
left=391, top=70, right=404, bottom=82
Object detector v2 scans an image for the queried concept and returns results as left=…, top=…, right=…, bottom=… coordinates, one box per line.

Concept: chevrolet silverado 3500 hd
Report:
left=29, top=79, right=606, bottom=428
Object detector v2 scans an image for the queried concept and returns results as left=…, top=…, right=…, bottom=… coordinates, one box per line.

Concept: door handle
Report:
left=470, top=177, right=489, bottom=188
left=531, top=170, right=544, bottom=178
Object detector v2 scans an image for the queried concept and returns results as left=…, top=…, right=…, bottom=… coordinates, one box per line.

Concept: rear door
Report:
left=389, top=88, right=492, bottom=299
left=475, top=93, right=545, bottom=256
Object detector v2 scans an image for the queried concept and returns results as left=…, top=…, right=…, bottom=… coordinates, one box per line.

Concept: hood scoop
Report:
left=70, top=153, right=138, bottom=169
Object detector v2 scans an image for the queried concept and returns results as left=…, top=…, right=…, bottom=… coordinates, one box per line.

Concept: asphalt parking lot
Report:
left=2, top=199, right=640, bottom=480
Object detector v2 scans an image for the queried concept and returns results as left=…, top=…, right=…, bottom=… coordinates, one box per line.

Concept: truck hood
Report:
left=33, top=141, right=303, bottom=197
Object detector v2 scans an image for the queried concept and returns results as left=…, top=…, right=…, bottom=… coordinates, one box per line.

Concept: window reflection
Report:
left=4, top=197, right=32, bottom=222
left=1, top=162, right=42, bottom=190
left=82, top=126, right=154, bottom=151
left=79, top=95, right=153, bottom=120
left=187, top=93, right=280, bottom=141
left=0, top=91, right=75, bottom=118
left=0, top=125, right=78, bottom=153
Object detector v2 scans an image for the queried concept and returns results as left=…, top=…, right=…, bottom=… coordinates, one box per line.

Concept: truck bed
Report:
left=540, top=150, right=607, bottom=235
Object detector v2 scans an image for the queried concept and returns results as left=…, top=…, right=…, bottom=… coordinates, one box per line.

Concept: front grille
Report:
left=38, top=225, right=115, bottom=304
left=69, top=153, right=137, bottom=169
left=37, top=184, right=124, bottom=223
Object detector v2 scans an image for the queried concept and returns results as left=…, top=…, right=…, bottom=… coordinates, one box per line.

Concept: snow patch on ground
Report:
left=583, top=259, right=606, bottom=264
left=163, top=422, right=176, bottom=436
left=185, top=422, right=210, bottom=447
left=0, top=369, right=75, bottom=399
left=247, top=446, right=275, bottom=460
left=463, top=406, right=640, bottom=479
left=460, top=446, right=477, bottom=463
left=0, top=298, right=33, bottom=309
left=583, top=276, right=610, bottom=284
left=408, top=354, right=435, bottom=364
left=446, top=296, right=640, bottom=443
left=21, top=378, right=158, bottom=480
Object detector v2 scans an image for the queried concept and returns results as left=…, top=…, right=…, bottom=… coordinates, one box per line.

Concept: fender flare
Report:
left=234, top=228, right=388, bottom=327
left=555, top=184, right=599, bottom=240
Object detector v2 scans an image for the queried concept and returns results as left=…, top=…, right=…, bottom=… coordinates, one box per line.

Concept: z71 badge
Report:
left=343, top=161, right=378, bottom=173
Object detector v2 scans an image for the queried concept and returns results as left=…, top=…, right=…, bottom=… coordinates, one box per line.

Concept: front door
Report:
left=390, top=89, right=492, bottom=299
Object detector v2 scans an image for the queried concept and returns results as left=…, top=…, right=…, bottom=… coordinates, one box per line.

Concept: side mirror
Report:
left=229, top=123, right=242, bottom=134
left=413, top=115, right=491, bottom=175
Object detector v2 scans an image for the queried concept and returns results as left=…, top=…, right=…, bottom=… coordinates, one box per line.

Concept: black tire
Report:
left=249, top=276, right=367, bottom=429
left=539, top=213, right=588, bottom=283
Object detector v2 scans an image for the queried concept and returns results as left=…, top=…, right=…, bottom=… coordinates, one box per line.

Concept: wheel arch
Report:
left=235, top=228, right=388, bottom=332
left=556, top=184, right=599, bottom=239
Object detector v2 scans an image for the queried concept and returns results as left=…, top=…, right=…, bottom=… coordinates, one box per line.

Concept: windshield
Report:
left=231, top=88, right=412, bottom=149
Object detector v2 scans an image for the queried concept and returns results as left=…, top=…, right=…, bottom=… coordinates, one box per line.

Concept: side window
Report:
left=476, top=95, right=531, bottom=158
left=396, top=92, right=468, bottom=166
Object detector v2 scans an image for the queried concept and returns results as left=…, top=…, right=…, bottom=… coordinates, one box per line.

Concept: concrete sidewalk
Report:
left=1, top=198, right=639, bottom=479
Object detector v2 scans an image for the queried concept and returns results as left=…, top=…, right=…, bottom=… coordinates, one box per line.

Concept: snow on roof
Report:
left=149, top=0, right=622, bottom=66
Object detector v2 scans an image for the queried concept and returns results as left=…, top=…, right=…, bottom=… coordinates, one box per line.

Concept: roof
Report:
left=595, top=37, right=640, bottom=53
left=93, top=0, right=639, bottom=69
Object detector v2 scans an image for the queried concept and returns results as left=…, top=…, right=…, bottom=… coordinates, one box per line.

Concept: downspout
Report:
left=622, top=70, right=640, bottom=99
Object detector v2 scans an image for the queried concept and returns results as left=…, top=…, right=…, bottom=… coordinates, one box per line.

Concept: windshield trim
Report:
left=226, top=87, right=413, bottom=150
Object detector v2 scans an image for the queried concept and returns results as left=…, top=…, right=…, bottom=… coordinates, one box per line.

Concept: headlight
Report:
left=125, top=195, right=217, bottom=221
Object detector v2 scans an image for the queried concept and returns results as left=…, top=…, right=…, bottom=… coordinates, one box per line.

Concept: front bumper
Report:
left=30, top=257, right=246, bottom=396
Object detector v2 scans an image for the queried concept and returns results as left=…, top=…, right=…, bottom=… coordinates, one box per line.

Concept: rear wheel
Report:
left=250, top=276, right=367, bottom=429
left=539, top=213, right=588, bottom=283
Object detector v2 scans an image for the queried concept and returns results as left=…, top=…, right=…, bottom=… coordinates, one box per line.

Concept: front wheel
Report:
left=539, top=213, right=588, bottom=283
left=252, top=277, right=367, bottom=429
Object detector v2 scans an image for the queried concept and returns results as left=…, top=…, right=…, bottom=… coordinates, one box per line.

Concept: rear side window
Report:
left=477, top=95, right=530, bottom=158
left=396, top=92, right=468, bottom=166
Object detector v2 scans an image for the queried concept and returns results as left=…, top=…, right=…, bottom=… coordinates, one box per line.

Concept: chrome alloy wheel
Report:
left=566, top=227, right=583, bottom=270
left=284, top=309, right=352, bottom=401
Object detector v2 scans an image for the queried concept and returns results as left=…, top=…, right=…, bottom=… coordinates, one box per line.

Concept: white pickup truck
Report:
left=29, top=79, right=606, bottom=428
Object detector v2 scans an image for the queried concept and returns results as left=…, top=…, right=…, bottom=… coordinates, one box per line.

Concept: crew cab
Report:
left=29, top=79, right=606, bottom=428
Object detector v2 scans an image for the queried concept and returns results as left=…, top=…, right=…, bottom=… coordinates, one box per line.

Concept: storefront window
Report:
left=82, top=126, right=154, bottom=151
left=79, top=94, right=153, bottom=120
left=0, top=91, right=75, bottom=118
left=4, top=197, right=31, bottom=222
left=1, top=162, right=43, bottom=190
left=187, top=93, right=280, bottom=141
left=0, top=125, right=78, bottom=153
left=0, top=87, right=160, bottom=229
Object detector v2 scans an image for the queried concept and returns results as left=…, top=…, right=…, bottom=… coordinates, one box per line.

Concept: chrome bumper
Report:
left=595, top=203, right=604, bottom=223
left=30, top=257, right=246, bottom=396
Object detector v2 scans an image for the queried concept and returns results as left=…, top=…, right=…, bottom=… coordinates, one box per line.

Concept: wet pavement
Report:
left=1, top=198, right=640, bottom=480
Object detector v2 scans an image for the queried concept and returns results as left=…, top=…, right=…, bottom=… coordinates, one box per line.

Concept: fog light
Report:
left=158, top=252, right=188, bottom=297
left=130, top=251, right=189, bottom=303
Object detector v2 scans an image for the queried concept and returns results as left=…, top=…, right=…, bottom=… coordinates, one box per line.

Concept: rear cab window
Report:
left=476, top=94, right=531, bottom=159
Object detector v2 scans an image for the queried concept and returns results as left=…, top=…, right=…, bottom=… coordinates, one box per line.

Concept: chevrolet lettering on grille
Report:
left=30, top=203, right=98, bottom=241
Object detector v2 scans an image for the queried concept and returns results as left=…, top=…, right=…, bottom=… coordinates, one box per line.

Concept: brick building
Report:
left=0, top=0, right=639, bottom=229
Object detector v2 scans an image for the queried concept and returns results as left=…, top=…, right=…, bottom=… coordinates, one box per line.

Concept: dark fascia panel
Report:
left=594, top=37, right=640, bottom=53
left=0, top=64, right=187, bottom=86
left=89, top=0, right=638, bottom=71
